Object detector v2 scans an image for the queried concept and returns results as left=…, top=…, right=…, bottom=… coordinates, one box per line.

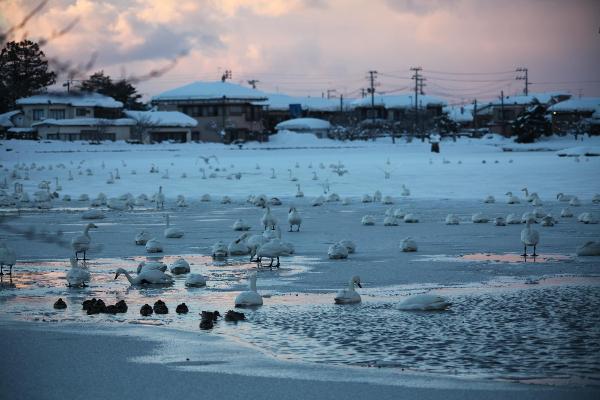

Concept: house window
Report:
left=76, top=108, right=90, bottom=117
left=228, top=105, right=243, bottom=116
left=49, top=109, right=65, bottom=119
left=32, top=109, right=44, bottom=120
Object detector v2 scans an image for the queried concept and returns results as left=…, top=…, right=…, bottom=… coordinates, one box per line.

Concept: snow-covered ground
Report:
left=1, top=133, right=599, bottom=398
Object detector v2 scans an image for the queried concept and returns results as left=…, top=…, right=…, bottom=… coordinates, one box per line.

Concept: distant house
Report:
left=476, top=92, right=571, bottom=136
left=350, top=94, right=446, bottom=132
left=547, top=97, right=600, bottom=135
left=0, top=110, right=32, bottom=139
left=151, top=81, right=268, bottom=143
left=12, top=91, right=197, bottom=142
left=444, top=105, right=474, bottom=129
left=263, top=93, right=347, bottom=132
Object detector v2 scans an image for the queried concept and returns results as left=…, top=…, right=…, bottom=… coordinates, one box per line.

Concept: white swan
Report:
left=593, top=194, right=600, bottom=204
left=334, top=276, right=362, bottom=304
left=483, top=195, right=495, bottom=204
left=312, top=195, right=325, bottom=206
left=373, top=190, right=382, bottom=202
left=494, top=217, right=506, bottom=226
left=560, top=208, right=573, bottom=218
left=569, top=197, right=581, bottom=207
left=540, top=215, right=555, bottom=227
left=228, top=233, right=251, bottom=256
left=521, top=188, right=539, bottom=202
left=521, top=217, right=540, bottom=256
left=383, top=216, right=399, bottom=226
left=170, top=257, right=190, bottom=274
left=401, top=184, right=410, bottom=196
left=176, top=195, right=188, bottom=207
left=66, top=257, right=90, bottom=287
left=506, top=213, right=521, bottom=224
left=164, top=214, right=184, bottom=238
left=576, top=241, right=600, bottom=256
left=361, top=194, right=373, bottom=203
left=212, top=240, right=229, bottom=258
left=393, top=209, right=405, bottom=218
left=382, top=195, right=394, bottom=205
left=135, top=231, right=152, bottom=245
left=261, top=205, right=278, bottom=230
left=234, top=273, right=263, bottom=307
left=556, top=192, right=574, bottom=202
left=185, top=273, right=207, bottom=287
left=256, top=238, right=288, bottom=268
left=400, top=237, right=418, bottom=252
left=201, top=193, right=211, bottom=202
left=531, top=196, right=543, bottom=207
left=533, top=208, right=546, bottom=218
left=232, top=218, right=251, bottom=232
left=107, top=197, right=133, bottom=211
left=287, top=207, right=302, bottom=232
left=71, top=223, right=97, bottom=261
left=137, top=260, right=167, bottom=273
left=398, top=294, right=451, bottom=311
left=361, top=215, right=376, bottom=225
left=328, top=242, right=349, bottom=259
left=295, top=184, right=304, bottom=198
left=338, top=240, right=356, bottom=254
left=578, top=212, right=598, bottom=224
left=114, top=267, right=173, bottom=286
left=445, top=214, right=459, bottom=225
left=471, top=213, right=489, bottom=223
left=221, top=196, right=232, bottom=204
left=145, top=238, right=163, bottom=253
left=0, top=242, right=17, bottom=276
left=403, top=214, right=419, bottom=223
left=505, top=192, right=520, bottom=204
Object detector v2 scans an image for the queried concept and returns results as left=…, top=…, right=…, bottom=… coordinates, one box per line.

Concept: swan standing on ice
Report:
left=154, top=186, right=165, bottom=210
left=71, top=223, right=98, bottom=261
left=114, top=268, right=173, bottom=286
left=288, top=207, right=302, bottom=232
left=234, top=273, right=263, bottom=307
left=261, top=205, right=278, bottom=230
left=0, top=242, right=16, bottom=276
left=401, top=185, right=410, bottom=196
left=334, top=276, right=362, bottom=304
left=164, top=214, right=184, bottom=238
left=256, top=239, right=287, bottom=268
left=295, top=184, right=304, bottom=198
left=521, top=217, right=540, bottom=257
left=398, top=294, right=451, bottom=311
left=66, top=257, right=90, bottom=287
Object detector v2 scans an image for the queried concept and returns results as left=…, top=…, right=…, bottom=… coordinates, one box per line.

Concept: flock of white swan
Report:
left=1, top=158, right=600, bottom=317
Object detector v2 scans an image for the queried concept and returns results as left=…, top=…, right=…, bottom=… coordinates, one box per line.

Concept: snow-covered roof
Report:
left=487, top=92, right=571, bottom=107
left=152, top=81, right=268, bottom=102
left=16, top=92, right=123, bottom=108
left=547, top=97, right=600, bottom=113
left=262, top=93, right=347, bottom=111
left=350, top=94, right=446, bottom=109
left=123, top=110, right=197, bottom=127
left=445, top=106, right=473, bottom=123
left=0, top=110, right=22, bottom=127
left=7, top=127, right=35, bottom=133
left=275, top=118, right=331, bottom=131
left=31, top=118, right=135, bottom=127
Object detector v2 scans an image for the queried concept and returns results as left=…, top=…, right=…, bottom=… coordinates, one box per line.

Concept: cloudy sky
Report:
left=1, top=0, right=599, bottom=103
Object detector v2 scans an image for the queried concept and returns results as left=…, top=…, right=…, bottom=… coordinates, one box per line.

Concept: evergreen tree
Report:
left=0, top=40, right=56, bottom=113
left=80, top=71, right=145, bottom=110
left=512, top=100, right=551, bottom=143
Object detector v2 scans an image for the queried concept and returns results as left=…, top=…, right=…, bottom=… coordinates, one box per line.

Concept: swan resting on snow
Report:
left=398, top=294, right=451, bottom=311
left=234, top=272, right=263, bottom=307
left=334, top=276, right=362, bottom=304
left=114, top=267, right=174, bottom=286
left=145, top=238, right=163, bottom=253
left=576, top=241, right=600, bottom=256
left=66, top=257, right=90, bottom=287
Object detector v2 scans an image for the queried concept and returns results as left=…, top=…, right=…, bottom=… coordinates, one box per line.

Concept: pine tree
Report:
left=512, top=100, right=551, bottom=143
left=0, top=40, right=56, bottom=113
left=80, top=71, right=145, bottom=110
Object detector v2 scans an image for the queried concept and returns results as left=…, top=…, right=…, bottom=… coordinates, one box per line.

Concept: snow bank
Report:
left=275, top=118, right=331, bottom=132
left=556, top=146, right=600, bottom=157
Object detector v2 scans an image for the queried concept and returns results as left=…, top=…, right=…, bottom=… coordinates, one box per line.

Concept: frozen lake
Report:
left=1, top=134, right=600, bottom=388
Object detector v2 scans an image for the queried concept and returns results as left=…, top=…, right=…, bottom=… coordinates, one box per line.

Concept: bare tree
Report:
left=128, top=113, right=160, bottom=143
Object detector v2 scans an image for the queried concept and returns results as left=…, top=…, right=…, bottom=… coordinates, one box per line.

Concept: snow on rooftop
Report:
left=275, top=118, right=331, bottom=131
left=16, top=92, right=123, bottom=108
left=152, top=81, right=268, bottom=102
left=31, top=118, right=135, bottom=127
left=350, top=94, right=446, bottom=109
left=548, top=97, right=600, bottom=113
left=485, top=92, right=571, bottom=106
left=263, top=93, right=346, bottom=111
left=0, top=110, right=22, bottom=127
left=123, top=110, right=197, bottom=127
left=444, top=106, right=473, bottom=123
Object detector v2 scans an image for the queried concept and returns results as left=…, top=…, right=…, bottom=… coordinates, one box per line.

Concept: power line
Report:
left=425, top=69, right=515, bottom=76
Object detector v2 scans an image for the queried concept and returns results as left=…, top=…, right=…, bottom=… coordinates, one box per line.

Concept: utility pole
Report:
left=327, top=89, right=337, bottom=99
left=360, top=88, right=367, bottom=98
left=221, top=69, right=232, bottom=82
left=340, top=94, right=343, bottom=112
left=473, top=98, right=478, bottom=133
left=62, top=79, right=78, bottom=93
left=411, top=67, right=423, bottom=140
left=516, top=67, right=529, bottom=96
left=500, top=90, right=506, bottom=136
left=367, top=70, right=378, bottom=123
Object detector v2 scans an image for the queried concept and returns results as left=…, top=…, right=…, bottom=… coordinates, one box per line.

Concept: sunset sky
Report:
left=1, top=0, right=599, bottom=103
